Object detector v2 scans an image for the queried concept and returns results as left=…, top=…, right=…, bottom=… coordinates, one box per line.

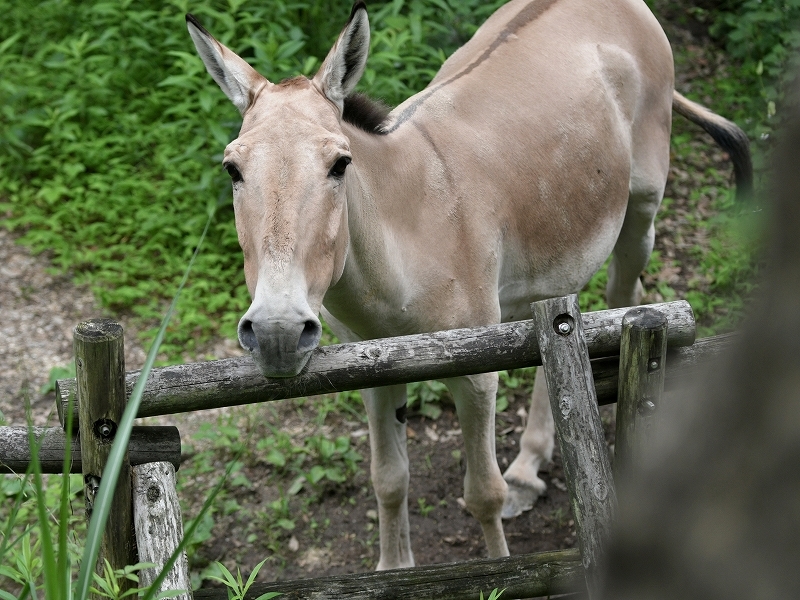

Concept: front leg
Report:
left=362, top=384, right=414, bottom=570
left=445, top=373, right=510, bottom=558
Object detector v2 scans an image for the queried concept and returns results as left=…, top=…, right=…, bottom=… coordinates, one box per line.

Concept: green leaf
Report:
left=0, top=32, right=21, bottom=55
left=242, top=558, right=270, bottom=595
left=266, top=449, right=286, bottom=468
left=287, top=476, right=304, bottom=496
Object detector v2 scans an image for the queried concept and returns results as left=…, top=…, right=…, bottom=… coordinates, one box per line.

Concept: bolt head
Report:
left=558, top=322, right=571, bottom=334
left=638, top=399, right=657, bottom=416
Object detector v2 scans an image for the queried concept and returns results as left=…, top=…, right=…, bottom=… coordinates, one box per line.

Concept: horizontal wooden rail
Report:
left=0, top=426, right=181, bottom=474
left=193, top=548, right=584, bottom=600
left=56, top=301, right=695, bottom=427
left=592, top=332, right=734, bottom=405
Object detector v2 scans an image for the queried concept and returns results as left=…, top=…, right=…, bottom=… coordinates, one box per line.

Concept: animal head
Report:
left=187, top=3, right=370, bottom=377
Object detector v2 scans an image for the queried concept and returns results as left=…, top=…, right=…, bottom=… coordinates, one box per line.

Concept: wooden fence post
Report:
left=614, top=307, right=668, bottom=477
left=530, top=295, right=616, bottom=598
left=74, top=319, right=136, bottom=595
left=132, top=461, right=192, bottom=599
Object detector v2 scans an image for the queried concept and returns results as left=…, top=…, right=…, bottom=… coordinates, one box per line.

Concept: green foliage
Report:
left=176, top=400, right=364, bottom=584
left=579, top=261, right=610, bottom=314
left=710, top=0, right=800, bottom=139
left=405, top=367, right=534, bottom=418
left=0, top=470, right=85, bottom=595
left=684, top=200, right=762, bottom=335
left=416, top=496, right=436, bottom=517
left=41, top=362, right=77, bottom=395
left=90, top=560, right=184, bottom=600
left=0, top=0, right=508, bottom=361
left=497, top=369, right=535, bottom=413
left=407, top=380, right=449, bottom=419
left=207, top=558, right=280, bottom=600
left=185, top=412, right=362, bottom=499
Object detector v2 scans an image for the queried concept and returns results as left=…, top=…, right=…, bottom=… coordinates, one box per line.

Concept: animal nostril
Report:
left=238, top=318, right=257, bottom=352
left=298, top=320, right=321, bottom=352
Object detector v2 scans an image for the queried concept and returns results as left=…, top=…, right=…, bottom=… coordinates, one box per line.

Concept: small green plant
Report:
left=548, top=507, right=569, bottom=529
left=407, top=380, right=450, bottom=420
left=0, top=531, right=43, bottom=600
left=496, top=369, right=535, bottom=413
left=207, top=558, right=280, bottom=600
left=90, top=559, right=185, bottom=600
left=267, top=495, right=296, bottom=533
left=417, top=497, right=435, bottom=517
left=40, top=362, right=76, bottom=395
left=479, top=588, right=505, bottom=600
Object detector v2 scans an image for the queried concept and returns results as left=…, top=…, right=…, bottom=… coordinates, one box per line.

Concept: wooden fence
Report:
left=0, top=296, right=735, bottom=599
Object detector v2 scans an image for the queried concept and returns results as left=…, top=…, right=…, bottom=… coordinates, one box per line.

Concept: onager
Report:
left=187, top=0, right=751, bottom=569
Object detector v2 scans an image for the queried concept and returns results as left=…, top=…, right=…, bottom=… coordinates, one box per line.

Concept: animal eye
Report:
left=329, top=156, right=351, bottom=179
left=224, top=163, right=243, bottom=183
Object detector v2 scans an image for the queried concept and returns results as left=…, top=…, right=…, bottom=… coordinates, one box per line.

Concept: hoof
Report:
left=501, top=476, right=546, bottom=519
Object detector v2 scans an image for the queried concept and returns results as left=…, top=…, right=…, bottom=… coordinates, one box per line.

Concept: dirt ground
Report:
left=175, top=392, right=605, bottom=583
left=0, top=5, right=743, bottom=593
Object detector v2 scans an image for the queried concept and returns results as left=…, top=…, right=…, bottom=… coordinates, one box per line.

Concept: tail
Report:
left=673, top=91, right=753, bottom=200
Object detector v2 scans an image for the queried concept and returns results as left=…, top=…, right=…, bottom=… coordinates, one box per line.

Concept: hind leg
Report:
left=502, top=369, right=554, bottom=518
left=606, top=179, right=666, bottom=309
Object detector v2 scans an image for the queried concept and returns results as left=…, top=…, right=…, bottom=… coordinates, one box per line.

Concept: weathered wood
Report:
left=614, top=308, right=668, bottom=475
left=592, top=332, right=736, bottom=406
left=664, top=332, right=736, bottom=390
left=57, top=301, right=695, bottom=427
left=132, top=462, right=192, bottom=600
left=531, top=295, right=616, bottom=598
left=0, top=426, right=181, bottom=474
left=193, top=548, right=583, bottom=600
left=74, top=318, right=136, bottom=596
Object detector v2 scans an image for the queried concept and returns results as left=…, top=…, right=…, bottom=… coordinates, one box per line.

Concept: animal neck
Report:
left=322, top=120, right=430, bottom=339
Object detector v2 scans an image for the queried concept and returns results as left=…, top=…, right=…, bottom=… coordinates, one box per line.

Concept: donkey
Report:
left=187, top=0, right=751, bottom=569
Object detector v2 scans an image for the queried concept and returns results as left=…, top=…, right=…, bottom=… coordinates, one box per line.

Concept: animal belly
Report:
left=497, top=213, right=623, bottom=323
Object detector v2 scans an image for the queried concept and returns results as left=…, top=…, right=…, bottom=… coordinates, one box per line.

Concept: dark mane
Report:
left=277, top=75, right=312, bottom=89
left=343, top=93, right=391, bottom=135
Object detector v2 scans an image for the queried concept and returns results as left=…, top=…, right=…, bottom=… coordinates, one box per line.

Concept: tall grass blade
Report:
left=75, top=208, right=216, bottom=600
left=27, top=420, right=59, bottom=600
left=58, top=393, right=76, bottom=598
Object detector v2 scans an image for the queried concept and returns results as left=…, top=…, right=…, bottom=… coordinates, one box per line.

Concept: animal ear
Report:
left=312, top=2, right=370, bottom=112
left=186, top=14, right=269, bottom=115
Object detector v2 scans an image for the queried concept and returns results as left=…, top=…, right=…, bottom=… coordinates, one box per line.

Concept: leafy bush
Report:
left=709, top=0, right=800, bottom=139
